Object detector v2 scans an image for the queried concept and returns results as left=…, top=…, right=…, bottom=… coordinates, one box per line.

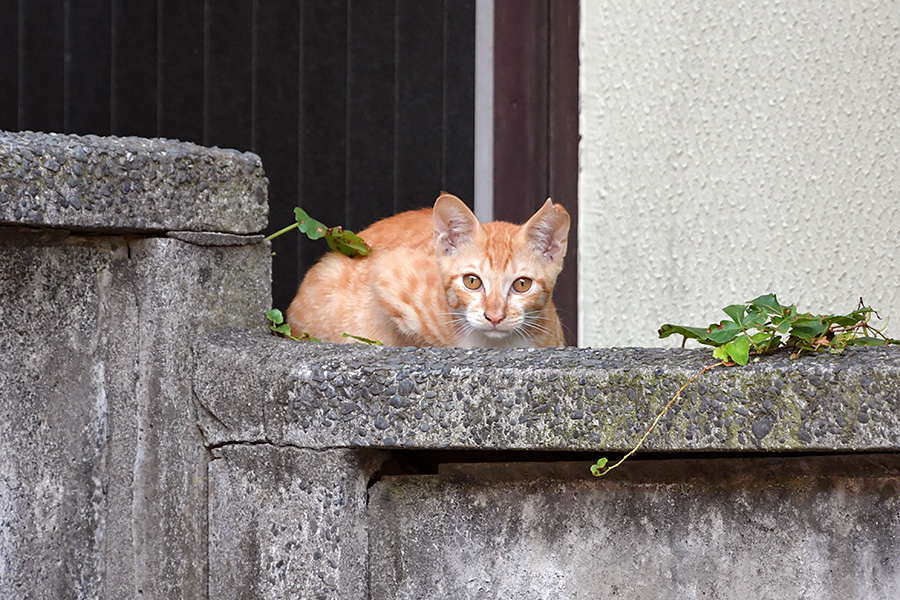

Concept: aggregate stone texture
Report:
left=0, top=129, right=268, bottom=233
left=0, top=228, right=271, bottom=599
left=369, top=455, right=900, bottom=599
left=208, top=446, right=385, bottom=600
left=194, top=329, right=900, bottom=452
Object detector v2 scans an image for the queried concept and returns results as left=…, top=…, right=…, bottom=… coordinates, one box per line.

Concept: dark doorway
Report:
left=1, top=0, right=579, bottom=344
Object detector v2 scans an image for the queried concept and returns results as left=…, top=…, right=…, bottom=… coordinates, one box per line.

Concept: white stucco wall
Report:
left=578, top=1, right=900, bottom=347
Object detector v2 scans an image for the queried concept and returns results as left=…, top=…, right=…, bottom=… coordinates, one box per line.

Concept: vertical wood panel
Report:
left=299, top=0, right=348, bottom=276
left=20, top=0, right=65, bottom=133
left=0, top=0, right=19, bottom=131
left=443, top=0, right=476, bottom=205
left=111, top=1, right=156, bottom=136
left=494, top=0, right=579, bottom=345
left=256, top=0, right=302, bottom=318
left=548, top=0, right=579, bottom=346
left=205, top=1, right=252, bottom=149
left=493, top=0, right=548, bottom=224
left=65, top=0, right=112, bottom=134
left=396, top=0, right=444, bottom=210
left=159, top=0, right=204, bottom=143
left=346, top=0, right=396, bottom=230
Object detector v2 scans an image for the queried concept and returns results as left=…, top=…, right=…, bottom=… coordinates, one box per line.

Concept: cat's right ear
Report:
left=433, top=194, right=479, bottom=256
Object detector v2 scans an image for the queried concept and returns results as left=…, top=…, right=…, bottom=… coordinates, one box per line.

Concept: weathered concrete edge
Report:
left=193, top=329, right=900, bottom=453
left=0, top=130, right=268, bottom=233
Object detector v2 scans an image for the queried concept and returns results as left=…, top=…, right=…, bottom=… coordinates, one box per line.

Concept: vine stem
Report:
left=596, top=361, right=724, bottom=476
left=266, top=222, right=299, bottom=241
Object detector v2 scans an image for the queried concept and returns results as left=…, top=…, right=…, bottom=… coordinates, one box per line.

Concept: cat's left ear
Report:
left=433, top=193, right=480, bottom=256
left=523, top=199, right=569, bottom=265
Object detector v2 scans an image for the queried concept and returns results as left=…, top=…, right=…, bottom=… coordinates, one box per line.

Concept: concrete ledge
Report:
left=0, top=130, right=268, bottom=233
left=193, top=329, right=900, bottom=452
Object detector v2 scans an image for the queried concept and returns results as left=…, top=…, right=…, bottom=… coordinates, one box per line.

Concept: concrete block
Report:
left=0, top=228, right=137, bottom=599
left=128, top=236, right=271, bottom=599
left=194, top=329, right=900, bottom=453
left=208, top=446, right=385, bottom=600
left=0, top=228, right=271, bottom=599
left=0, top=130, right=268, bottom=233
left=369, top=455, right=900, bottom=599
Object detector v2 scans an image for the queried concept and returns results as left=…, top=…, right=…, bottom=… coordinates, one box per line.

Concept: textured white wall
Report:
left=579, top=1, right=900, bottom=347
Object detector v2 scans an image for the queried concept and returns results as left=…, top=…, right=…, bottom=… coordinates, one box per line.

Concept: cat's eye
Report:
left=462, top=274, right=482, bottom=290
left=512, top=277, right=533, bottom=293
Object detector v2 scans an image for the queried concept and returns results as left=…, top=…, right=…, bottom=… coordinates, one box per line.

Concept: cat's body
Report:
left=286, top=193, right=569, bottom=348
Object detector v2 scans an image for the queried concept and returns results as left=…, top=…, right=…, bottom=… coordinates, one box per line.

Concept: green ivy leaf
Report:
left=724, top=336, right=751, bottom=366
left=706, top=320, right=742, bottom=345
left=342, top=333, right=383, bottom=345
left=773, top=318, right=792, bottom=335
left=325, top=227, right=373, bottom=258
left=743, top=307, right=768, bottom=329
left=712, top=345, right=730, bottom=362
left=790, top=317, right=828, bottom=344
left=590, top=457, right=608, bottom=476
left=294, top=208, right=328, bottom=240
left=658, top=324, right=716, bottom=345
left=748, top=293, right=784, bottom=316
left=722, top=304, right=748, bottom=326
left=296, top=332, right=322, bottom=343
left=266, top=308, right=285, bottom=325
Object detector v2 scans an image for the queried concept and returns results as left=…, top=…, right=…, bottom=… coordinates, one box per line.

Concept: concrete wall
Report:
left=194, top=329, right=900, bottom=600
left=5, top=129, right=900, bottom=599
left=578, top=1, right=900, bottom=347
left=0, top=131, right=270, bottom=599
left=370, top=456, right=900, bottom=599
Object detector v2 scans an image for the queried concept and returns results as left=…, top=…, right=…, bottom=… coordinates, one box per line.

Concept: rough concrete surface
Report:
left=369, top=455, right=900, bottom=599
left=167, top=231, right=267, bottom=246
left=0, top=228, right=270, bottom=599
left=5, top=126, right=900, bottom=600
left=195, top=329, right=900, bottom=453
left=0, top=228, right=135, bottom=599
left=0, top=129, right=268, bottom=233
left=128, top=236, right=271, bottom=599
left=208, top=446, right=385, bottom=600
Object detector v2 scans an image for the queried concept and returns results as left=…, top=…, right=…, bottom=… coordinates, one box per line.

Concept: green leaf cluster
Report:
left=266, top=309, right=320, bottom=343
left=658, top=294, right=898, bottom=365
left=590, top=457, right=608, bottom=476
left=266, top=208, right=372, bottom=258
left=265, top=309, right=383, bottom=345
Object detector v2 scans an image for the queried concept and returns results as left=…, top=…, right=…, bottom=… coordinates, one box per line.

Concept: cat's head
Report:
left=432, top=193, right=569, bottom=346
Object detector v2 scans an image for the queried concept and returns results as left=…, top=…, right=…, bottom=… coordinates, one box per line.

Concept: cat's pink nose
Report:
left=484, top=312, right=505, bottom=326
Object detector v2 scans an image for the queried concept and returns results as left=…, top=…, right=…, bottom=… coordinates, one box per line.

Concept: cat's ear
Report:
left=433, top=193, right=480, bottom=256
left=523, top=198, right=569, bottom=265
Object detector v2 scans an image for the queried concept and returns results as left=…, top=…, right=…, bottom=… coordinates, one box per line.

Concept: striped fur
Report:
left=286, top=193, right=569, bottom=347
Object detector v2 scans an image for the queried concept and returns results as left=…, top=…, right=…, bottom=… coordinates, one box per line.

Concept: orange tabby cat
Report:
left=286, top=193, right=569, bottom=348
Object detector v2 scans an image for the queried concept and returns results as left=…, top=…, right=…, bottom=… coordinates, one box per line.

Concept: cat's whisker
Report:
left=525, top=314, right=559, bottom=324
left=522, top=318, right=554, bottom=336
left=515, top=327, right=535, bottom=345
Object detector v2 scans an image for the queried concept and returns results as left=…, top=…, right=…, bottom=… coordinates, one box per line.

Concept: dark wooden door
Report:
left=494, top=0, right=580, bottom=345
